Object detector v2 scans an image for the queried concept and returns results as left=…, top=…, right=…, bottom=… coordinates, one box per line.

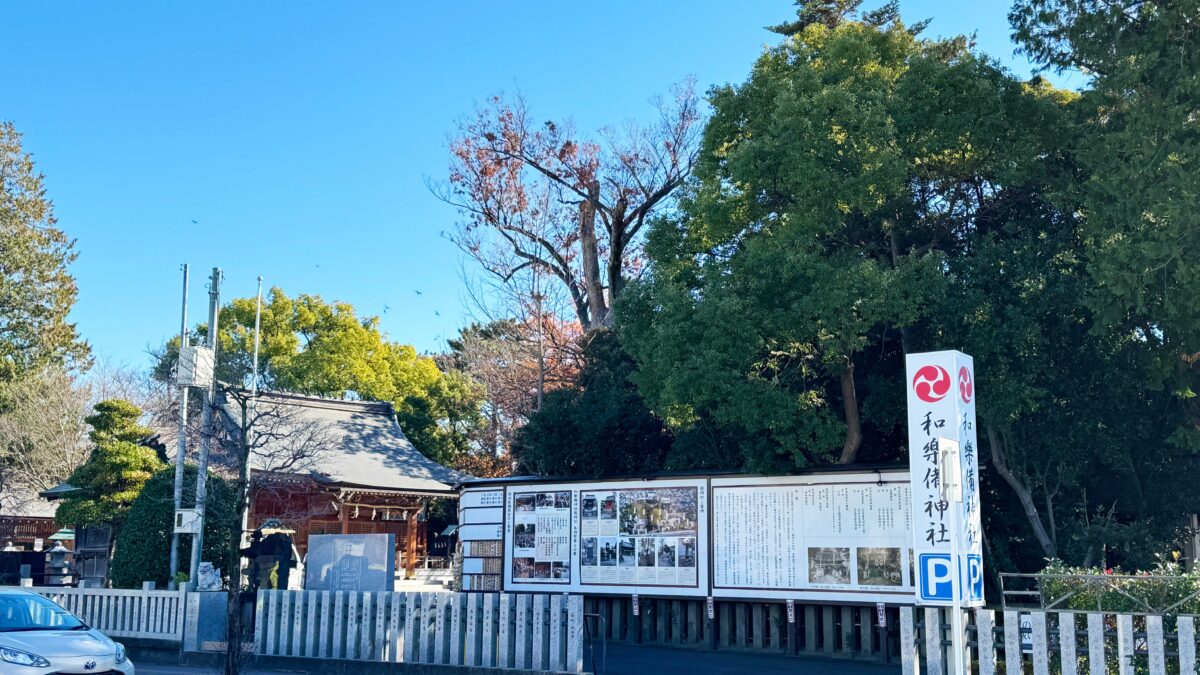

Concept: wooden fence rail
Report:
left=29, top=586, right=187, bottom=641
left=255, top=589, right=585, bottom=673
left=901, top=606, right=1199, bottom=675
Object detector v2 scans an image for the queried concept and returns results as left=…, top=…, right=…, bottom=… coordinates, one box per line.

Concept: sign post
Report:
left=906, top=351, right=984, bottom=674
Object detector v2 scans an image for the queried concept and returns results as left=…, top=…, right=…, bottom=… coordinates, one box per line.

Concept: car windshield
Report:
left=0, top=593, right=86, bottom=632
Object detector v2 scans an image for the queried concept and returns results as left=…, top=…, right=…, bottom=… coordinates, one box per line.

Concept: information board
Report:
left=459, top=488, right=504, bottom=591
left=502, top=478, right=709, bottom=596
left=579, top=485, right=699, bottom=588
left=509, top=489, right=573, bottom=584
left=710, top=473, right=913, bottom=602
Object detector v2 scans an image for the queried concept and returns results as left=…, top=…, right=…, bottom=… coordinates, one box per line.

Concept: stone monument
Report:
left=304, top=534, right=395, bottom=592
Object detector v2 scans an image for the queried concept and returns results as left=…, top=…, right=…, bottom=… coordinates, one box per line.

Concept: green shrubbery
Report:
left=1040, top=558, right=1200, bottom=614
left=109, top=465, right=236, bottom=589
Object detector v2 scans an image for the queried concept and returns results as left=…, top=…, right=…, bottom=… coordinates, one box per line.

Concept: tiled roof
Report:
left=220, top=391, right=467, bottom=494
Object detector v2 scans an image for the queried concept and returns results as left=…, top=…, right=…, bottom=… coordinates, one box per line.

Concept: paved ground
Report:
left=137, top=645, right=902, bottom=674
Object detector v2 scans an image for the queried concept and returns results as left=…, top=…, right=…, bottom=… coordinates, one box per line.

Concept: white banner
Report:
left=906, top=350, right=984, bottom=607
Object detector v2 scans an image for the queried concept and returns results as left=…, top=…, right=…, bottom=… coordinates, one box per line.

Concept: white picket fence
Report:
left=30, top=586, right=188, bottom=641
left=256, top=590, right=585, bottom=673
left=901, top=606, right=1199, bottom=675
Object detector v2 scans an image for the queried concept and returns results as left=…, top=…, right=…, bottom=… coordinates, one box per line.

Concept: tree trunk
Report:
left=887, top=224, right=912, bottom=354
left=838, top=361, right=863, bottom=464
left=986, top=425, right=1057, bottom=558
left=578, top=179, right=607, bottom=329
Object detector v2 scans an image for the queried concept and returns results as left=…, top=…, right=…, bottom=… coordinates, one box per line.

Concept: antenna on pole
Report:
left=251, top=277, right=264, bottom=399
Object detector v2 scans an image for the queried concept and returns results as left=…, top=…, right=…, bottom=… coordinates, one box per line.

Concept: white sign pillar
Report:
left=906, top=351, right=984, bottom=673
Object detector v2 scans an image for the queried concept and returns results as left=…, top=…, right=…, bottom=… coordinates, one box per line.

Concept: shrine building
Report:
left=220, top=391, right=466, bottom=582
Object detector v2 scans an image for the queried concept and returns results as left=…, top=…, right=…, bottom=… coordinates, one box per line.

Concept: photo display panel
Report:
left=502, top=478, right=709, bottom=596
left=579, top=485, right=700, bottom=588
left=711, top=473, right=914, bottom=602
left=509, top=489, right=573, bottom=584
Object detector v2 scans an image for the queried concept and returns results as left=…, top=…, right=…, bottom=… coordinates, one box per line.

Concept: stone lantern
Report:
left=44, top=543, right=72, bottom=586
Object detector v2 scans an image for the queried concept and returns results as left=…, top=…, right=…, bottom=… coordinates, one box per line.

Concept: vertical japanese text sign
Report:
left=906, top=351, right=984, bottom=607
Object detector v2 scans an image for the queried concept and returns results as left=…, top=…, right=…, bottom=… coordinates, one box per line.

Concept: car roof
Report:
left=0, top=588, right=37, bottom=595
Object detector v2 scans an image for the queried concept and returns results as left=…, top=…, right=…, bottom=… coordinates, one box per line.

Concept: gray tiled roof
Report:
left=0, top=486, right=57, bottom=519
left=221, top=391, right=467, bottom=494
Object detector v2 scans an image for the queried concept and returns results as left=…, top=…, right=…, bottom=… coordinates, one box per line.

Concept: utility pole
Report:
left=168, top=264, right=190, bottom=586
left=188, top=266, right=222, bottom=586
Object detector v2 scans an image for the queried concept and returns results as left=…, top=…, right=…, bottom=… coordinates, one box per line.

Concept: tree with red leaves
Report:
left=441, top=81, right=701, bottom=331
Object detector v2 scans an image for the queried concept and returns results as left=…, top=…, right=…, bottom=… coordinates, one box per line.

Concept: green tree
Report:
left=109, top=465, right=235, bottom=589
left=55, top=400, right=165, bottom=528
left=158, top=288, right=482, bottom=466
left=618, top=6, right=1196, bottom=570
left=513, top=331, right=672, bottom=477
left=621, top=13, right=1044, bottom=469
left=1011, top=0, right=1200, bottom=448
left=0, top=122, right=90, bottom=387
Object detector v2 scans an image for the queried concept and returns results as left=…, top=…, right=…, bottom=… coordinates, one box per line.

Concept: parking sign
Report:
left=907, top=351, right=985, bottom=608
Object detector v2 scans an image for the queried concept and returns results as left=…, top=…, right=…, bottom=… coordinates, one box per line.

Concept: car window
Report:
left=0, top=594, right=85, bottom=631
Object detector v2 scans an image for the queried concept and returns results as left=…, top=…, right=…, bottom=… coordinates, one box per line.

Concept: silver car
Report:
left=0, top=588, right=134, bottom=674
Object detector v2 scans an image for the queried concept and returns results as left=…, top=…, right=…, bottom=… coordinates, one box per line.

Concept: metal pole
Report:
left=168, top=264, right=190, bottom=587
left=240, top=277, right=264, bottom=540
left=950, top=503, right=965, bottom=675
left=188, top=266, right=221, bottom=585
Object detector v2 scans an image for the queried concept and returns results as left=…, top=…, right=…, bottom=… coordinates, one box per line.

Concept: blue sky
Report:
left=3, top=1, right=1072, bottom=369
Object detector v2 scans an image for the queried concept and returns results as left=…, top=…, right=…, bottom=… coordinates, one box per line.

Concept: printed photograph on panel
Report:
left=600, top=493, right=617, bottom=520
left=513, top=557, right=537, bottom=579
left=555, top=491, right=571, bottom=509
left=515, top=522, right=537, bottom=549
left=619, top=538, right=637, bottom=567
left=582, top=537, right=598, bottom=566
left=638, top=538, right=656, bottom=566
left=678, top=537, right=697, bottom=568
left=536, top=493, right=555, bottom=508
left=658, top=538, right=677, bottom=567
left=582, top=494, right=599, bottom=518
left=533, top=562, right=552, bottom=579
left=807, top=547, right=851, bottom=585
left=857, top=547, right=902, bottom=586
left=618, top=488, right=697, bottom=536
left=515, top=494, right=535, bottom=512
left=552, top=562, right=568, bottom=579
left=600, top=538, right=618, bottom=566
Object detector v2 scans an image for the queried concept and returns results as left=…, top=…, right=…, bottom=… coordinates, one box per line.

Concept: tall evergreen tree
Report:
left=0, top=122, right=89, bottom=388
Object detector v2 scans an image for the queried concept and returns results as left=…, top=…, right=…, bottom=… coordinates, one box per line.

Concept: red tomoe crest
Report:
left=912, top=365, right=951, bottom=403
left=959, top=367, right=974, bottom=404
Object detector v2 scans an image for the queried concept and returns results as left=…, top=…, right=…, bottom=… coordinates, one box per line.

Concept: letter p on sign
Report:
left=919, top=553, right=954, bottom=602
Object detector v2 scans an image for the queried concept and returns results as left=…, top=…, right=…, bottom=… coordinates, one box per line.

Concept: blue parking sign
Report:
left=918, top=553, right=954, bottom=602
left=967, top=554, right=984, bottom=604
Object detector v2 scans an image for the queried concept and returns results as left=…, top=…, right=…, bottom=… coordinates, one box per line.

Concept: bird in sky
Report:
left=414, top=290, right=423, bottom=295
left=383, top=305, right=391, bottom=313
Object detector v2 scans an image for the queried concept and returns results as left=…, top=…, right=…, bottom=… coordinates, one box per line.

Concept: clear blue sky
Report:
left=3, top=1, right=1069, bottom=369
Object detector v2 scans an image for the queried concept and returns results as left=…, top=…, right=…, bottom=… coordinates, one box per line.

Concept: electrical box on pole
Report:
left=176, top=344, right=215, bottom=388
